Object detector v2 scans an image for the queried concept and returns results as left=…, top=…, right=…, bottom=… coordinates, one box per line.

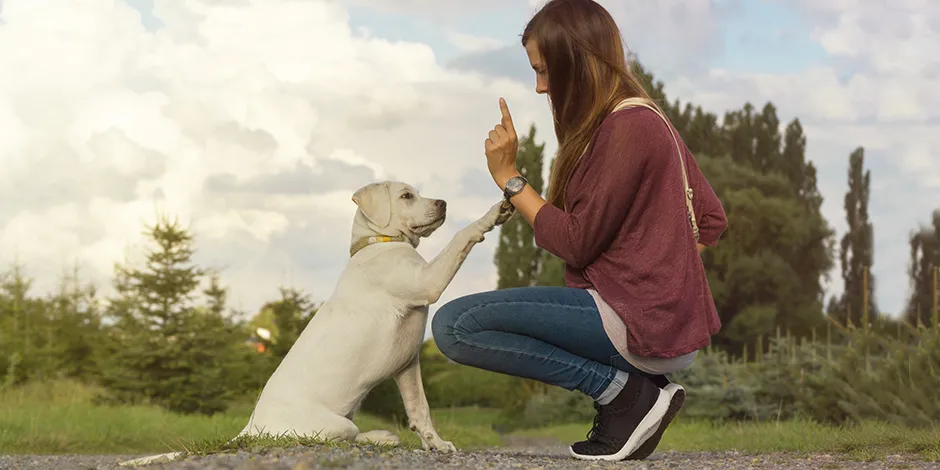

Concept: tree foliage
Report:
left=906, top=211, right=940, bottom=326
left=831, top=147, right=878, bottom=325
left=494, top=123, right=548, bottom=289
left=95, top=215, right=249, bottom=415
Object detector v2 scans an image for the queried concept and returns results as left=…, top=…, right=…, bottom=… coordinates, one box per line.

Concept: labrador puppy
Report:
left=120, top=181, right=514, bottom=466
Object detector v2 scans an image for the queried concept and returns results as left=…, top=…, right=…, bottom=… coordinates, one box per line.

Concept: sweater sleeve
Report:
left=532, top=113, right=649, bottom=269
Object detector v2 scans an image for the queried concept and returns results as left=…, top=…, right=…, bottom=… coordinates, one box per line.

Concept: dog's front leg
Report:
left=419, top=201, right=513, bottom=304
left=394, top=354, right=456, bottom=452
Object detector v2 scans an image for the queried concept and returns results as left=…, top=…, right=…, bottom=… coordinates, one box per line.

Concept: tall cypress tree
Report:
left=725, top=103, right=757, bottom=167
left=781, top=119, right=808, bottom=197
left=754, top=103, right=782, bottom=173
left=837, top=147, right=877, bottom=325
left=494, top=124, right=547, bottom=289
left=906, top=210, right=940, bottom=326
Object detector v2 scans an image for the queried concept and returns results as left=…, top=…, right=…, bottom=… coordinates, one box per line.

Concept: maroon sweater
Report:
left=533, top=106, right=727, bottom=358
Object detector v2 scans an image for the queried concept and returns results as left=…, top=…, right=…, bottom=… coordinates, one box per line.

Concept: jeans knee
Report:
left=431, top=301, right=461, bottom=358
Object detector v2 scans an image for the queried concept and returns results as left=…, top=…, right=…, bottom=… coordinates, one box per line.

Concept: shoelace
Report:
left=585, top=402, right=607, bottom=441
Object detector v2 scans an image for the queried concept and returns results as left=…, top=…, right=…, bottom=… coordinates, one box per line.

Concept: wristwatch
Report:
left=503, top=175, right=528, bottom=200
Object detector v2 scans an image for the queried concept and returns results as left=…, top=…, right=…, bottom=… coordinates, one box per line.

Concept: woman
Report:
left=431, top=0, right=727, bottom=462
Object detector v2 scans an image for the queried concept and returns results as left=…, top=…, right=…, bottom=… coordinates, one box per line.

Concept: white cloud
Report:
left=5, top=0, right=933, bottom=323
left=0, top=0, right=554, bottom=318
left=345, top=0, right=523, bottom=18
left=445, top=30, right=505, bottom=54
left=799, top=0, right=938, bottom=76
left=672, top=0, right=940, bottom=314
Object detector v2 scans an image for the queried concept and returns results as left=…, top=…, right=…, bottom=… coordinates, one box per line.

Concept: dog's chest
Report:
left=399, top=305, right=429, bottom=339
left=369, top=305, right=429, bottom=365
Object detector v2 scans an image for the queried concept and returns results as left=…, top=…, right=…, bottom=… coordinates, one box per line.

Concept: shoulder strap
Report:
left=611, top=98, right=700, bottom=243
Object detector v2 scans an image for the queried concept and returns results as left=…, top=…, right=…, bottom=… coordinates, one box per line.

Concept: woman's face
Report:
left=525, top=40, right=549, bottom=95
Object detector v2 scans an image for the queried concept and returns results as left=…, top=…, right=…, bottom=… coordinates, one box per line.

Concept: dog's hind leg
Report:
left=299, top=412, right=399, bottom=446
left=245, top=405, right=365, bottom=444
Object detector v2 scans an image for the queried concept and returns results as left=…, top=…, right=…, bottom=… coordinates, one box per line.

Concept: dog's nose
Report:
left=436, top=200, right=446, bottom=209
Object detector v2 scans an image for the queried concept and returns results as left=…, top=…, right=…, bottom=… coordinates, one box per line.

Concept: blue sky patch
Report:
left=715, top=1, right=829, bottom=74
left=124, top=0, right=163, bottom=31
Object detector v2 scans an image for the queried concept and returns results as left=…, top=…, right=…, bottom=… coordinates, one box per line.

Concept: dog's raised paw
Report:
left=482, top=200, right=510, bottom=228
left=495, top=200, right=515, bottom=225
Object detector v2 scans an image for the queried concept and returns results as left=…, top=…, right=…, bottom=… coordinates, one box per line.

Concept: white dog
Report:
left=120, top=181, right=513, bottom=466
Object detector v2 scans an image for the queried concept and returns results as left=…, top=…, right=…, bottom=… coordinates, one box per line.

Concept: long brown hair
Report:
left=522, top=0, right=656, bottom=209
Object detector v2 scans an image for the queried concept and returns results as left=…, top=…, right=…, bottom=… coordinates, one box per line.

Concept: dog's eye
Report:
left=401, top=193, right=413, bottom=199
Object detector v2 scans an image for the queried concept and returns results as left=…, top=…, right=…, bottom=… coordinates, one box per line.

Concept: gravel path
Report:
left=1, top=437, right=936, bottom=470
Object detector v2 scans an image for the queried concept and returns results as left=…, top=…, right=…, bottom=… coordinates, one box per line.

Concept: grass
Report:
left=2, top=380, right=938, bottom=461
left=0, top=380, right=502, bottom=455
left=521, top=418, right=940, bottom=461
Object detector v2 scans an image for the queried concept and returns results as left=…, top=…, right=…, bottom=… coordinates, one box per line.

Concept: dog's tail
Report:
left=118, top=420, right=254, bottom=467
left=118, top=451, right=183, bottom=467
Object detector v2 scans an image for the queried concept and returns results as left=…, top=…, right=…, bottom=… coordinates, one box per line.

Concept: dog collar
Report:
left=349, top=235, right=409, bottom=257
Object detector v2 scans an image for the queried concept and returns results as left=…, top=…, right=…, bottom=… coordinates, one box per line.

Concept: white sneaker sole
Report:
left=568, top=387, right=672, bottom=461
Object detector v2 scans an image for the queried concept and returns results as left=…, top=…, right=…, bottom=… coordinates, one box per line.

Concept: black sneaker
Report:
left=626, top=377, right=686, bottom=460
left=568, top=374, right=670, bottom=461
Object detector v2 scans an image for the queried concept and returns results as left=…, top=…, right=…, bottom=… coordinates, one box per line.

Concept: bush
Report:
left=492, top=386, right=595, bottom=432
left=360, top=340, right=520, bottom=424
left=498, top=324, right=940, bottom=430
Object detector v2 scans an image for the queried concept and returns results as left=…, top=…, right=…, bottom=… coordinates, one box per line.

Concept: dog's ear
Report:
left=352, top=183, right=392, bottom=227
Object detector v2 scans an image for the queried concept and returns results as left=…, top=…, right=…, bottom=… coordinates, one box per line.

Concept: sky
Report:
left=0, top=0, right=937, bottom=329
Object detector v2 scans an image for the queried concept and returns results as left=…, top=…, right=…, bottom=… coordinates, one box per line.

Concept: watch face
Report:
left=507, top=177, right=525, bottom=192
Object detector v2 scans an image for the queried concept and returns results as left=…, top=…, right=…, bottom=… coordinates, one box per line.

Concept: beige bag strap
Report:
left=611, top=98, right=700, bottom=243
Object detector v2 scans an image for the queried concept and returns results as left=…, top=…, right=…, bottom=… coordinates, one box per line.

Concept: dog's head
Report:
left=351, top=181, right=447, bottom=239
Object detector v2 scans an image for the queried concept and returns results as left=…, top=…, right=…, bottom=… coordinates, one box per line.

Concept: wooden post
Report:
left=787, top=328, right=794, bottom=361
left=757, top=336, right=763, bottom=365
left=933, top=266, right=938, bottom=331
left=776, top=326, right=782, bottom=363
left=811, top=328, right=817, bottom=363
left=863, top=268, right=870, bottom=331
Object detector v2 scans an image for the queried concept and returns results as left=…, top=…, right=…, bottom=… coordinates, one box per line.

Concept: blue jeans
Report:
left=431, top=286, right=653, bottom=401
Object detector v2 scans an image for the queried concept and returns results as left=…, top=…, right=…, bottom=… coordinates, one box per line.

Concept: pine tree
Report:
left=0, top=264, right=40, bottom=383
left=836, top=147, right=877, bottom=325
left=204, top=272, right=227, bottom=317
left=45, top=265, right=104, bottom=381
left=97, top=215, right=245, bottom=415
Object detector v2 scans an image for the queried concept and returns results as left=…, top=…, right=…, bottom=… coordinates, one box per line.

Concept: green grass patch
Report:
left=2, top=380, right=938, bottom=461
left=517, top=418, right=940, bottom=461
left=0, top=380, right=502, bottom=455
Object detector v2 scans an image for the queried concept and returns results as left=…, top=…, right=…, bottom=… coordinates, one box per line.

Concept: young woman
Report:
left=431, top=0, right=727, bottom=462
